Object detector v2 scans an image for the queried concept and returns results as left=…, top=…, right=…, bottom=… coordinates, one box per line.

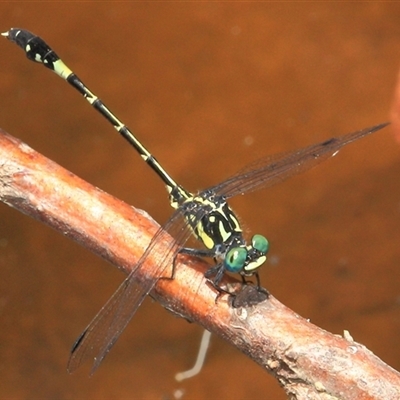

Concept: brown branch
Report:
left=1, top=127, right=400, bottom=399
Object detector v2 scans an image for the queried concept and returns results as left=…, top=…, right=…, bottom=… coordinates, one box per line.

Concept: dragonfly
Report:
left=3, top=28, right=388, bottom=375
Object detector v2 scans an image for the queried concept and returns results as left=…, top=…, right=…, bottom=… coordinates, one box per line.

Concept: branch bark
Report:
left=1, top=127, right=399, bottom=399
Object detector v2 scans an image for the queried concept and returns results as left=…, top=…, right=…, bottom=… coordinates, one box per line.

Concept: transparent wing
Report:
left=211, top=123, right=388, bottom=199
left=67, top=207, right=201, bottom=375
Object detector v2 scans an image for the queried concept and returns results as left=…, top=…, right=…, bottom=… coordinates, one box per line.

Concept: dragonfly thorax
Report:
left=181, top=190, right=269, bottom=276
left=182, top=190, right=242, bottom=251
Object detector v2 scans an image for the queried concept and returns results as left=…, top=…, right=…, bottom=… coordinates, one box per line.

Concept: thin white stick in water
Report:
left=175, top=330, right=212, bottom=382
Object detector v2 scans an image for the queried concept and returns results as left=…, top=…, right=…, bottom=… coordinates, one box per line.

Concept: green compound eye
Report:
left=252, top=234, right=269, bottom=254
left=224, top=247, right=248, bottom=273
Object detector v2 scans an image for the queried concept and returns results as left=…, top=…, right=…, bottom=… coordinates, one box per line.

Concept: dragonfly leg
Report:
left=240, top=271, right=262, bottom=288
left=158, top=247, right=216, bottom=282
left=179, top=247, right=216, bottom=257
left=204, top=264, right=238, bottom=302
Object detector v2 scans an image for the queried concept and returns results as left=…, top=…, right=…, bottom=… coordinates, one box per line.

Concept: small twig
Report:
left=175, top=329, right=212, bottom=382
left=1, top=127, right=400, bottom=399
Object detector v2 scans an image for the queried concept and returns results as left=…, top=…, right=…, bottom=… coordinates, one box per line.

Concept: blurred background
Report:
left=0, top=3, right=399, bottom=399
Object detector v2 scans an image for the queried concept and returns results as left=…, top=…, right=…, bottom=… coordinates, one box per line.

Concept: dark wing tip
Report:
left=67, top=328, right=89, bottom=374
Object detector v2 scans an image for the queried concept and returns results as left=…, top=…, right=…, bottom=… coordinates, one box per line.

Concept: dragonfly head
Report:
left=223, top=234, right=269, bottom=275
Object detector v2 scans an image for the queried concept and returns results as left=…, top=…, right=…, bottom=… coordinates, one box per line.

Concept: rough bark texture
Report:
left=1, top=128, right=400, bottom=399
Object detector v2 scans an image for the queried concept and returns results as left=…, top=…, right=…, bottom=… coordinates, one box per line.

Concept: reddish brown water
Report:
left=0, top=3, right=399, bottom=399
